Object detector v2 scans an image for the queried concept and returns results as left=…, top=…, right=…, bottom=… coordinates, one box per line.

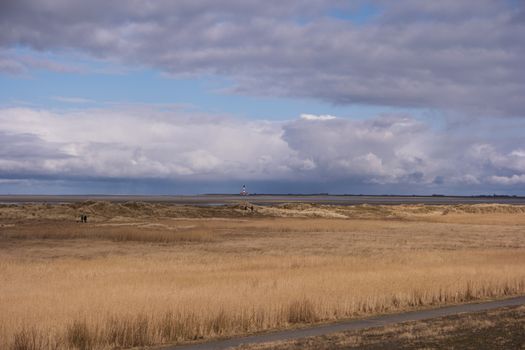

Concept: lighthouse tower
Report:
left=240, top=185, right=248, bottom=196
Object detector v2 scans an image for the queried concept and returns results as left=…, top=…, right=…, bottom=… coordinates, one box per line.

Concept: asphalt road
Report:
left=1, top=194, right=525, bottom=205
left=161, top=296, right=525, bottom=350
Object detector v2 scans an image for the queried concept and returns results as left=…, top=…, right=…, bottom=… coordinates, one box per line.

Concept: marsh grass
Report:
left=4, top=251, right=525, bottom=349
left=11, top=327, right=47, bottom=350
left=2, top=205, right=525, bottom=349
left=286, top=299, right=318, bottom=324
left=66, top=321, right=95, bottom=350
left=0, top=222, right=213, bottom=243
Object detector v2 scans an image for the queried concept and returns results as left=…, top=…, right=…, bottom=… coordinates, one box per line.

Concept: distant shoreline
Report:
left=1, top=194, right=525, bottom=206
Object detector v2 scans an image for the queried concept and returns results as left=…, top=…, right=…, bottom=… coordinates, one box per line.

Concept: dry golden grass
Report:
left=1, top=202, right=525, bottom=349
left=0, top=221, right=213, bottom=243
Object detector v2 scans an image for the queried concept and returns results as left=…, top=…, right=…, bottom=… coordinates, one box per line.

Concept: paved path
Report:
left=161, top=296, right=525, bottom=350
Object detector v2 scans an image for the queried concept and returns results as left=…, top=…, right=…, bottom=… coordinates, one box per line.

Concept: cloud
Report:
left=0, top=49, right=83, bottom=75
left=0, top=106, right=294, bottom=181
left=1, top=106, right=525, bottom=193
left=51, top=96, right=96, bottom=104
left=489, top=175, right=525, bottom=185
left=300, top=114, right=337, bottom=121
left=1, top=0, right=524, bottom=116
left=0, top=55, right=26, bottom=75
left=282, top=115, right=433, bottom=184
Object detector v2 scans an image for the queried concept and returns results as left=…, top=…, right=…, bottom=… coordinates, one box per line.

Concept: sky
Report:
left=1, top=0, right=525, bottom=195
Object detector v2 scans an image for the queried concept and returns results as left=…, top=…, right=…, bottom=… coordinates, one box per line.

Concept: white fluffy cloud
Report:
left=0, top=107, right=294, bottom=180
left=300, top=114, right=337, bottom=121
left=1, top=107, right=525, bottom=191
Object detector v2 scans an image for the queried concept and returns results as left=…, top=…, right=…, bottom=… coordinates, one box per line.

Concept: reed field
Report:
left=1, top=202, right=525, bottom=349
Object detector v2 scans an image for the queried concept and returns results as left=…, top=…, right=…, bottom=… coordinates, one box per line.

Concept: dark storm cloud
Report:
left=1, top=0, right=524, bottom=116
left=0, top=131, right=75, bottom=179
left=0, top=132, right=67, bottom=160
